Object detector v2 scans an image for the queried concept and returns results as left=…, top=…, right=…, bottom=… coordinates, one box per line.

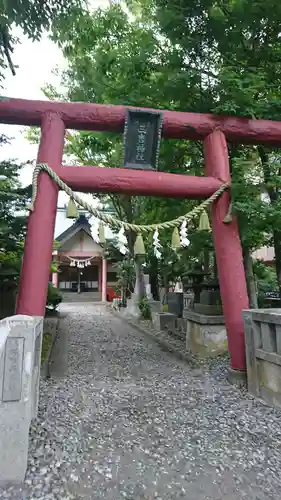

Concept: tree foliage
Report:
left=130, top=0, right=281, bottom=292
left=0, top=135, right=31, bottom=291
left=52, top=10, right=202, bottom=205
left=25, top=0, right=281, bottom=300
left=0, top=0, right=87, bottom=77
left=43, top=4, right=208, bottom=296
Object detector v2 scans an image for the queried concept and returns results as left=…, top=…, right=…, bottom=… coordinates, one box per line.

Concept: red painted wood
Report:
left=98, top=259, right=102, bottom=294
left=1, top=97, right=281, bottom=144
left=102, top=257, right=107, bottom=302
left=59, top=166, right=223, bottom=198
left=204, top=130, right=249, bottom=371
left=16, top=114, right=65, bottom=316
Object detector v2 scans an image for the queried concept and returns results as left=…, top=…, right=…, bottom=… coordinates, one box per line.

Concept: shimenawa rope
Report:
left=27, top=163, right=229, bottom=233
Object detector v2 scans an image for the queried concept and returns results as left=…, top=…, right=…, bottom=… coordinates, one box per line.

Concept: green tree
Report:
left=0, top=0, right=87, bottom=76
left=128, top=0, right=281, bottom=299
left=50, top=3, right=259, bottom=296
left=29, top=0, right=281, bottom=304
left=0, top=142, right=63, bottom=315
left=36, top=4, right=206, bottom=299
left=0, top=136, right=30, bottom=287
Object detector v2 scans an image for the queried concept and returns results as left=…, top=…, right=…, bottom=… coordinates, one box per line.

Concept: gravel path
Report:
left=2, top=303, right=281, bottom=500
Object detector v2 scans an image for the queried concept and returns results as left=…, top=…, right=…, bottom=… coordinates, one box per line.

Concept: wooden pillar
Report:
left=52, top=272, right=58, bottom=288
left=52, top=251, right=58, bottom=288
left=98, top=258, right=102, bottom=295
left=204, top=130, right=249, bottom=371
left=16, top=114, right=65, bottom=316
left=101, top=257, right=107, bottom=302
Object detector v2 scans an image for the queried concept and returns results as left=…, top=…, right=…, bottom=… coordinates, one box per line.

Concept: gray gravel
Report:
left=1, top=303, right=281, bottom=499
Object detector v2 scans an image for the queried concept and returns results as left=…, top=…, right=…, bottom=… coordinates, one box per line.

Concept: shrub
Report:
left=139, top=297, right=151, bottom=320
left=46, top=283, right=62, bottom=311
left=41, top=332, right=52, bottom=362
left=254, top=261, right=279, bottom=307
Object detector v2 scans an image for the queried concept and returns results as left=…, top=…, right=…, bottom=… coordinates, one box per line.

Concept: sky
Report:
left=0, top=32, right=65, bottom=178
left=1, top=0, right=112, bottom=237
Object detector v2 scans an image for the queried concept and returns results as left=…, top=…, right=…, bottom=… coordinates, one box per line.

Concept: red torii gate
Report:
left=2, top=98, right=279, bottom=373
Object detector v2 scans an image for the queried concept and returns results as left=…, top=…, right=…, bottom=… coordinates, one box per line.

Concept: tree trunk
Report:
left=258, top=146, right=281, bottom=296
left=121, top=286, right=126, bottom=307
left=121, top=196, right=146, bottom=301
left=273, top=231, right=281, bottom=291
left=150, top=273, right=159, bottom=300
left=213, top=252, right=218, bottom=279
left=243, top=246, right=258, bottom=308
left=203, top=248, right=210, bottom=274
left=148, top=254, right=160, bottom=300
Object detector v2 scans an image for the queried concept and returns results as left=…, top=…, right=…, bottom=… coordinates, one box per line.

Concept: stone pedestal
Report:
left=145, top=284, right=153, bottom=300
left=0, top=315, right=43, bottom=485
left=144, top=274, right=153, bottom=300
left=243, top=308, right=281, bottom=407
left=193, top=303, right=223, bottom=315
left=167, top=292, right=183, bottom=318
left=185, top=311, right=227, bottom=357
left=149, top=300, right=163, bottom=324
left=126, top=293, right=139, bottom=317
left=183, top=292, right=194, bottom=311
left=200, top=288, right=221, bottom=305
left=148, top=300, right=162, bottom=313
left=227, top=368, right=247, bottom=388
left=193, top=288, right=223, bottom=316
left=153, top=312, right=176, bottom=333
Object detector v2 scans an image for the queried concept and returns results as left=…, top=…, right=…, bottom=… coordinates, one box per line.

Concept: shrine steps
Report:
left=60, top=291, right=101, bottom=303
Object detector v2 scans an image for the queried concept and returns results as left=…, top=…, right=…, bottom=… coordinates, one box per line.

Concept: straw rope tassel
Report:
left=99, top=222, right=106, bottom=244
left=66, top=198, right=79, bottom=219
left=134, top=234, right=145, bottom=256
left=171, top=226, right=181, bottom=249
left=199, top=209, right=211, bottom=231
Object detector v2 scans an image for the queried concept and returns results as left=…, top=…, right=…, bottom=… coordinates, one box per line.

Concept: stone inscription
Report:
left=2, top=337, right=24, bottom=402
left=124, top=109, right=163, bottom=170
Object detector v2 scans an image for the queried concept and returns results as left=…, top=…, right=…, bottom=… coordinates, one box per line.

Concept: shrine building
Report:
left=51, top=214, right=117, bottom=301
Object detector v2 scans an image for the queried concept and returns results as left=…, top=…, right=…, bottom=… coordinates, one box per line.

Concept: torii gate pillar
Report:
left=204, top=130, right=249, bottom=373
left=16, top=114, right=65, bottom=316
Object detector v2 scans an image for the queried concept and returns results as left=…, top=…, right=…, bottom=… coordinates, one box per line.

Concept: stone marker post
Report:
left=0, top=315, right=43, bottom=485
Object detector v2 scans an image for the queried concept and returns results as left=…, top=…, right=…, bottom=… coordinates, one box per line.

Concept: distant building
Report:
left=51, top=214, right=117, bottom=301
left=252, top=192, right=276, bottom=267
left=252, top=246, right=275, bottom=266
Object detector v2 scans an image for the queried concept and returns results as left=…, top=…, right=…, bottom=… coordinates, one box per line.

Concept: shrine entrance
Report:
left=2, top=97, right=275, bottom=374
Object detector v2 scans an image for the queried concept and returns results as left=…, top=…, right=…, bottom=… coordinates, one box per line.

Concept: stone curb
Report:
left=108, top=306, right=200, bottom=367
left=41, top=316, right=60, bottom=379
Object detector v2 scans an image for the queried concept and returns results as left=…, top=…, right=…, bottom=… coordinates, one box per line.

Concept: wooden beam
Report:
left=58, top=166, right=224, bottom=199
left=1, top=97, right=281, bottom=144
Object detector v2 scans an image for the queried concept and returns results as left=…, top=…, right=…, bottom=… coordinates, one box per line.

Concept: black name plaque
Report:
left=123, top=109, right=163, bottom=170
